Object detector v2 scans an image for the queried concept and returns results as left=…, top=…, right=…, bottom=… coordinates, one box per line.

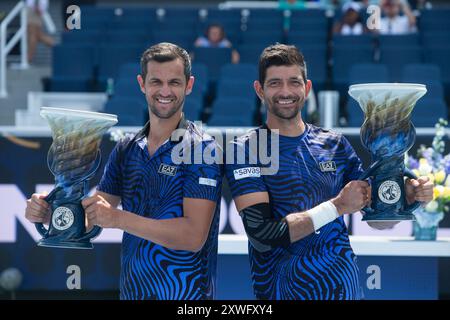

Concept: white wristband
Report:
left=306, top=201, right=340, bottom=231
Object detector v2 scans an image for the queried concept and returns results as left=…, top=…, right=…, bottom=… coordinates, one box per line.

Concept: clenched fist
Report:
left=331, top=180, right=371, bottom=216
left=82, top=194, right=121, bottom=229
left=25, top=193, right=51, bottom=224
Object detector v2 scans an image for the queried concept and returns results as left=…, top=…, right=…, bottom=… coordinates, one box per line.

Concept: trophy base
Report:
left=362, top=212, right=416, bottom=222
left=37, top=238, right=94, bottom=249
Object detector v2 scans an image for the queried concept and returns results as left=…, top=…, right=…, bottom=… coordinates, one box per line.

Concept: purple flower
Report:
left=407, top=156, right=419, bottom=169
left=444, top=155, right=450, bottom=175
left=421, top=148, right=433, bottom=164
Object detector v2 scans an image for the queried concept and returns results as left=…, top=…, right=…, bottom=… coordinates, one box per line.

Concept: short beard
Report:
left=148, top=97, right=184, bottom=119
left=265, top=98, right=303, bottom=120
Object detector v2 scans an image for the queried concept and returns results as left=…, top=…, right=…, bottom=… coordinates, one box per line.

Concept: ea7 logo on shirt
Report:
left=319, top=161, right=337, bottom=172
left=158, top=164, right=177, bottom=176
left=234, top=167, right=261, bottom=180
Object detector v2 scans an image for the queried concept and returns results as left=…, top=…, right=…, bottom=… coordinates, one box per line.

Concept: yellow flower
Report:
left=427, top=174, right=435, bottom=184
left=419, top=158, right=429, bottom=166
left=434, top=185, right=445, bottom=199
left=412, top=169, right=420, bottom=177
left=434, top=170, right=446, bottom=184
left=443, top=187, right=450, bottom=198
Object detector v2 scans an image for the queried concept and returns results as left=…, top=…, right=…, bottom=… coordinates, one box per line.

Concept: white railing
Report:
left=0, top=1, right=29, bottom=98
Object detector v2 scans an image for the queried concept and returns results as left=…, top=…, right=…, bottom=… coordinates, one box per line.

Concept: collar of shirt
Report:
left=135, top=115, right=190, bottom=155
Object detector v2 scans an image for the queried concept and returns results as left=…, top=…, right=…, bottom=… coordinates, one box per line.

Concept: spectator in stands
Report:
left=379, top=0, right=417, bottom=34
left=333, top=2, right=368, bottom=35
left=194, top=24, right=240, bottom=64
left=26, top=0, right=55, bottom=63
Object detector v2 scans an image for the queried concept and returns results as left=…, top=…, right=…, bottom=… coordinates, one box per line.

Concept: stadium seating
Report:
left=192, top=47, right=233, bottom=82
left=413, top=98, right=448, bottom=127
left=208, top=97, right=256, bottom=126
left=103, top=97, right=147, bottom=126
left=379, top=46, right=423, bottom=81
left=50, top=45, right=96, bottom=91
left=349, top=63, right=390, bottom=84
left=47, top=5, right=450, bottom=128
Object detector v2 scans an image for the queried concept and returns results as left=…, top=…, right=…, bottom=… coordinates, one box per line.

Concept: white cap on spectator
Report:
left=342, top=1, right=362, bottom=13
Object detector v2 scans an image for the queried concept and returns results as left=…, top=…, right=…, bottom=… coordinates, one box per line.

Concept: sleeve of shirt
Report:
left=97, top=141, right=123, bottom=197
left=341, top=135, right=364, bottom=185
left=183, top=140, right=223, bottom=202
left=224, top=138, right=268, bottom=198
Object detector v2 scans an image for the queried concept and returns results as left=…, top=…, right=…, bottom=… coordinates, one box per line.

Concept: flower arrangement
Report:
left=405, top=118, right=450, bottom=214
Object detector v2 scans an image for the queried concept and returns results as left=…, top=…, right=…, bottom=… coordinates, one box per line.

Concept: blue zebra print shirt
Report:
left=97, top=120, right=222, bottom=300
left=226, top=123, right=364, bottom=300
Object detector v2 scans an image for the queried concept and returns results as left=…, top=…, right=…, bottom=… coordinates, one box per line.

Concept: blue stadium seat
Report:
left=113, top=79, right=145, bottom=101
left=421, top=33, right=450, bottom=49
left=412, top=98, right=448, bottom=127
left=155, top=17, right=197, bottom=31
left=379, top=46, right=423, bottom=81
left=247, top=9, right=283, bottom=22
left=422, top=83, right=445, bottom=100
left=245, top=19, right=284, bottom=33
left=419, top=10, right=450, bottom=32
left=378, top=35, right=420, bottom=47
left=105, top=17, right=152, bottom=31
left=290, top=20, right=328, bottom=34
left=152, top=30, right=196, bottom=52
left=216, top=80, right=256, bottom=101
left=103, top=30, right=150, bottom=46
left=287, top=32, right=327, bottom=46
left=332, top=45, right=374, bottom=87
left=50, top=45, right=95, bottom=92
left=79, top=17, right=108, bottom=30
left=78, top=6, right=115, bottom=19
left=237, top=44, right=267, bottom=64
left=401, top=64, right=442, bottom=84
left=240, top=30, right=284, bottom=46
left=103, top=97, right=147, bottom=126
left=298, top=45, right=327, bottom=89
left=219, top=63, right=257, bottom=83
left=333, top=35, right=374, bottom=47
left=204, top=8, right=241, bottom=22
left=208, top=97, right=255, bottom=126
left=161, top=7, right=200, bottom=20
left=290, top=9, right=326, bottom=21
left=193, top=47, right=233, bottom=82
left=119, top=8, right=155, bottom=19
left=191, top=63, right=209, bottom=95
left=98, top=45, right=143, bottom=82
left=62, top=30, right=102, bottom=45
left=349, top=63, right=390, bottom=84
left=419, top=8, right=450, bottom=21
left=345, top=98, right=364, bottom=127
left=183, top=98, right=203, bottom=121
left=117, top=63, right=141, bottom=79
left=424, top=47, right=450, bottom=86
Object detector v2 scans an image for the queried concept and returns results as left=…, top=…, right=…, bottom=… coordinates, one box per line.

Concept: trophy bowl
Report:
left=348, top=83, right=427, bottom=221
left=37, top=107, right=118, bottom=249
